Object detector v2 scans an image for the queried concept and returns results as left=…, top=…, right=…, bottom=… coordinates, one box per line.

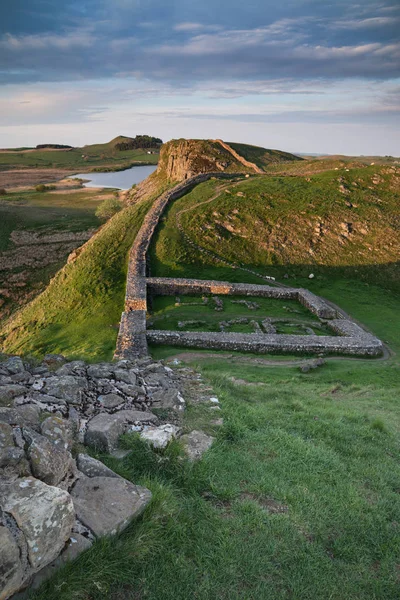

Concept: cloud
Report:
left=174, top=22, right=222, bottom=32
left=334, top=16, right=400, bottom=29
left=0, top=0, right=399, bottom=154
left=1, top=30, right=95, bottom=51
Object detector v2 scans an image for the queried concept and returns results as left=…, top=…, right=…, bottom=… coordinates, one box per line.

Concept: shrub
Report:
left=95, top=197, right=123, bottom=220
left=35, top=184, right=56, bottom=192
left=0, top=188, right=7, bottom=195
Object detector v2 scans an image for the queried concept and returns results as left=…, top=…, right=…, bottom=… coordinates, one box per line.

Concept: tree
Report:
left=95, top=197, right=123, bottom=220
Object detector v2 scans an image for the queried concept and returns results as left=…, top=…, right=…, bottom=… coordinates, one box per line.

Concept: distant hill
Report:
left=36, top=144, right=73, bottom=150
left=226, top=141, right=302, bottom=169
left=0, top=135, right=161, bottom=172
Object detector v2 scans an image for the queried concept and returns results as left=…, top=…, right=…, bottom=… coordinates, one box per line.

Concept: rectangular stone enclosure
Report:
left=144, top=278, right=383, bottom=358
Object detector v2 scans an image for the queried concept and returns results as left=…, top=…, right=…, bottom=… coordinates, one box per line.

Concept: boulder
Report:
left=2, top=357, right=25, bottom=375
left=21, top=534, right=92, bottom=595
left=31, top=393, right=66, bottom=406
left=144, top=372, right=171, bottom=389
left=77, top=454, right=121, bottom=479
left=0, top=423, right=14, bottom=449
left=150, top=388, right=185, bottom=411
left=0, top=406, right=40, bottom=430
left=55, top=361, right=86, bottom=376
left=0, top=525, right=25, bottom=600
left=180, top=430, right=215, bottom=461
left=23, top=429, right=72, bottom=486
left=0, top=447, right=26, bottom=471
left=71, top=476, right=151, bottom=537
left=98, top=393, right=124, bottom=410
left=113, top=382, right=144, bottom=398
left=41, top=416, right=73, bottom=450
left=85, top=410, right=157, bottom=452
left=0, top=477, right=75, bottom=571
left=87, top=364, right=113, bottom=379
left=0, top=386, right=27, bottom=407
left=0, top=423, right=30, bottom=477
left=140, top=424, right=180, bottom=449
left=44, top=376, right=87, bottom=404
left=42, top=354, right=66, bottom=368
left=114, top=369, right=137, bottom=385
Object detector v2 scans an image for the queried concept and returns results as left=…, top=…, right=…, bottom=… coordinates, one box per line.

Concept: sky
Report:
left=0, top=0, right=399, bottom=155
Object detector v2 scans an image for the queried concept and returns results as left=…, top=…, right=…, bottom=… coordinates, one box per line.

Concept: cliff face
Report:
left=129, top=139, right=250, bottom=204
left=129, top=137, right=300, bottom=204
left=157, top=139, right=247, bottom=181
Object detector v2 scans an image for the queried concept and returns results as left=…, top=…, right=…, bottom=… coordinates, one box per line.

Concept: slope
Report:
left=0, top=197, right=155, bottom=360
left=151, top=164, right=400, bottom=294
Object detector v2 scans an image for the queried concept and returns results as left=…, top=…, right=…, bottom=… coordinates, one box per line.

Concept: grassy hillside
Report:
left=0, top=197, right=155, bottom=360
left=151, top=165, right=400, bottom=293
left=0, top=187, right=107, bottom=319
left=0, top=136, right=160, bottom=172
left=228, top=141, right=302, bottom=169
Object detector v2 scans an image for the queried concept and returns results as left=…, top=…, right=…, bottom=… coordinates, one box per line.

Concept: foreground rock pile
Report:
left=0, top=354, right=214, bottom=599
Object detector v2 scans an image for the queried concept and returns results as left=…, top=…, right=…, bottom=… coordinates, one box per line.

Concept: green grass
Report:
left=150, top=166, right=400, bottom=293
left=228, top=141, right=302, bottom=169
left=0, top=197, right=155, bottom=360
left=148, top=294, right=326, bottom=334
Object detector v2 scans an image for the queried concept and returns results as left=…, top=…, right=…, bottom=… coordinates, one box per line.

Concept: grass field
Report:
left=0, top=188, right=109, bottom=320
left=0, top=188, right=104, bottom=251
left=148, top=294, right=332, bottom=335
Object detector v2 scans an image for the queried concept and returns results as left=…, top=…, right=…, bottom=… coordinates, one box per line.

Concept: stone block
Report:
left=0, top=525, right=25, bottom=600
left=180, top=430, right=215, bottom=461
left=71, top=476, right=151, bottom=537
left=0, top=477, right=75, bottom=571
left=23, top=429, right=72, bottom=486
left=77, top=454, right=121, bottom=479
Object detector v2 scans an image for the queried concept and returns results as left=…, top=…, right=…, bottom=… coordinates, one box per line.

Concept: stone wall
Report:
left=147, top=327, right=383, bottom=357
left=0, top=353, right=190, bottom=599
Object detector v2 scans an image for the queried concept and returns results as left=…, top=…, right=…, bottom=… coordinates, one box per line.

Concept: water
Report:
left=73, top=165, right=157, bottom=190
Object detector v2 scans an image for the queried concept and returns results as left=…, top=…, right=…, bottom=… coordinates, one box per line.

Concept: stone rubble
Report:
left=0, top=353, right=216, bottom=599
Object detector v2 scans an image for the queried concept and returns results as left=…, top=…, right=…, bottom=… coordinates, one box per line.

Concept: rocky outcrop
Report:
left=157, top=139, right=252, bottom=182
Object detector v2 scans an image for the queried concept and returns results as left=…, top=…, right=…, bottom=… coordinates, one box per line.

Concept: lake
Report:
left=73, top=165, right=157, bottom=189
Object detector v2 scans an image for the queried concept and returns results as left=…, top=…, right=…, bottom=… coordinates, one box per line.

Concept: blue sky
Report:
left=0, top=0, right=399, bottom=154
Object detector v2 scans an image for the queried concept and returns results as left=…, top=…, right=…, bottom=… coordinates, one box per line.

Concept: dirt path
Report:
left=214, top=139, right=264, bottom=174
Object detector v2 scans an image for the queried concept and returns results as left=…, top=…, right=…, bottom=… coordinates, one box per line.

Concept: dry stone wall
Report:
left=147, top=327, right=383, bottom=357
